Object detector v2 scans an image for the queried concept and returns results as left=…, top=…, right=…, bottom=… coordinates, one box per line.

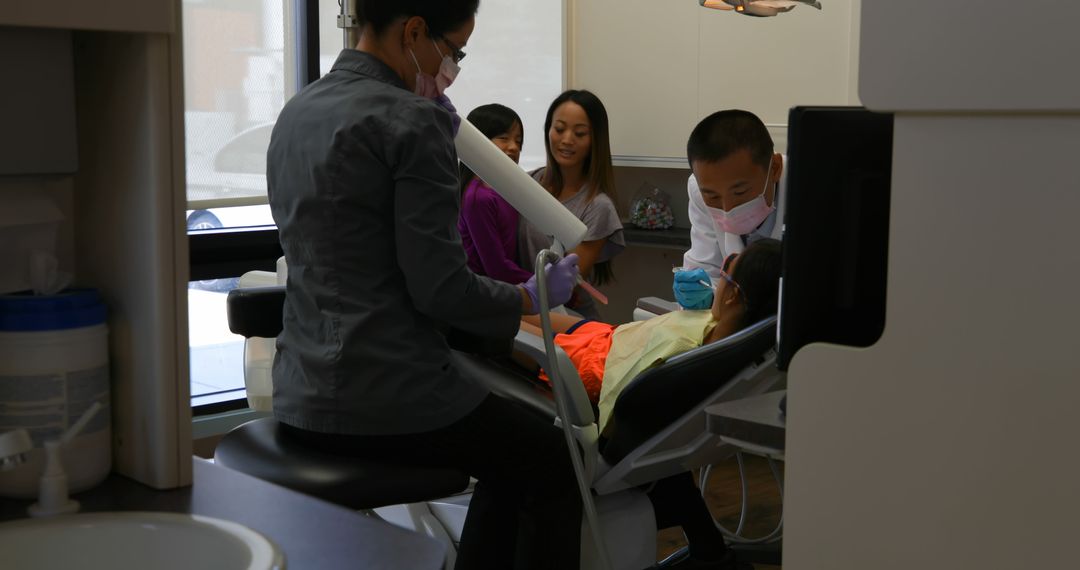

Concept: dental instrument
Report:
left=576, top=276, right=609, bottom=305
left=672, top=265, right=717, bottom=292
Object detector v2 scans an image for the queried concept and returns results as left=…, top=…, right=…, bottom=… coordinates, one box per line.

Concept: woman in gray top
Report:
left=519, top=90, right=626, bottom=320
left=266, top=1, right=582, bottom=568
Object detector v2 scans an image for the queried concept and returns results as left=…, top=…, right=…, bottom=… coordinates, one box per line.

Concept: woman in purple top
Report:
left=457, top=103, right=533, bottom=284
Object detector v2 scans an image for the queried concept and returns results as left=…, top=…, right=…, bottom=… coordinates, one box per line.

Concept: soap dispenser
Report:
left=26, top=402, right=102, bottom=517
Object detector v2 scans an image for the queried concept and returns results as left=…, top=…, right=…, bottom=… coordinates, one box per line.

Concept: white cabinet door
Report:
left=571, top=0, right=700, bottom=165
left=698, top=0, right=859, bottom=152
left=0, top=0, right=174, bottom=33
left=571, top=0, right=860, bottom=162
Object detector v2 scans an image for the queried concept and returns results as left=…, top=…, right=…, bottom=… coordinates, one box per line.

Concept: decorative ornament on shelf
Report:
left=629, top=183, right=675, bottom=230
left=699, top=0, right=822, bottom=17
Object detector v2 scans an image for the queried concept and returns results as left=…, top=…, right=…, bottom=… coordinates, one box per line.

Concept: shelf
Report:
left=622, top=225, right=690, bottom=250
left=612, top=155, right=689, bottom=170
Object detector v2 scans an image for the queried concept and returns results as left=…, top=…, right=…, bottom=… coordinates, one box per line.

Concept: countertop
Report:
left=0, top=457, right=446, bottom=569
left=622, top=225, right=691, bottom=249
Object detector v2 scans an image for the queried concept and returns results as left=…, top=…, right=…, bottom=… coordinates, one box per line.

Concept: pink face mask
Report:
left=409, top=40, right=459, bottom=99
left=707, top=158, right=776, bottom=235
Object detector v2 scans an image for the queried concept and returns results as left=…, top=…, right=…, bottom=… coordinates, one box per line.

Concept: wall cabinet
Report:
left=569, top=0, right=861, bottom=166
left=0, top=28, right=78, bottom=175
left=0, top=1, right=174, bottom=34
left=0, top=1, right=191, bottom=490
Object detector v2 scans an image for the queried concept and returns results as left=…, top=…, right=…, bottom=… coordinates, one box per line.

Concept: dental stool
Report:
left=214, top=286, right=471, bottom=552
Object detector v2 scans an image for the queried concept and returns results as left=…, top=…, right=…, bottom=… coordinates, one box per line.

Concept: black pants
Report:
left=284, top=394, right=583, bottom=570
left=649, top=471, right=729, bottom=560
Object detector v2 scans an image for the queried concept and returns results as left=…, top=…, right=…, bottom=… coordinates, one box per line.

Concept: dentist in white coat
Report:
left=674, top=109, right=786, bottom=309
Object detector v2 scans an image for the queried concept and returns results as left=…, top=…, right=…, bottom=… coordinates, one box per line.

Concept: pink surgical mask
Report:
left=409, top=39, right=459, bottom=99
left=707, top=158, right=776, bottom=235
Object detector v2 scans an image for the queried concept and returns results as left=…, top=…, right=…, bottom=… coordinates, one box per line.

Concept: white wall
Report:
left=570, top=0, right=861, bottom=164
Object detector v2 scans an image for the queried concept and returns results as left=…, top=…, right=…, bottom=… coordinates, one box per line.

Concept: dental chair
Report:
left=453, top=314, right=783, bottom=569
left=216, top=274, right=784, bottom=569
left=621, top=295, right=784, bottom=564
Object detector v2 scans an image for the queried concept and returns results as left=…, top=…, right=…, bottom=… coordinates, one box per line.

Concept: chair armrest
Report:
left=227, top=286, right=286, bottom=338
left=513, top=329, right=596, bottom=427
left=634, top=297, right=680, bottom=320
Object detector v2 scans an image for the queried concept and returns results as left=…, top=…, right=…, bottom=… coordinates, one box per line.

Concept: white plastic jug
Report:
left=235, top=266, right=283, bottom=412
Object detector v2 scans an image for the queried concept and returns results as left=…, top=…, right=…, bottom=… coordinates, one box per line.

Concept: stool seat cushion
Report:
left=214, top=418, right=470, bottom=510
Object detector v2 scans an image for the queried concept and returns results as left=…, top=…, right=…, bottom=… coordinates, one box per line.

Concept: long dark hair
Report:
left=540, top=89, right=616, bottom=204
left=541, top=90, right=618, bottom=285
left=459, top=103, right=523, bottom=196
left=729, top=238, right=782, bottom=329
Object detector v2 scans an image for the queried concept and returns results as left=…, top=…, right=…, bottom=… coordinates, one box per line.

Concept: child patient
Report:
left=522, top=237, right=781, bottom=431
left=518, top=238, right=779, bottom=570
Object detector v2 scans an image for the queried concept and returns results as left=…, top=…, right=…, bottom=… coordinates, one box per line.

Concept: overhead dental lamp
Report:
left=699, top=0, right=822, bottom=17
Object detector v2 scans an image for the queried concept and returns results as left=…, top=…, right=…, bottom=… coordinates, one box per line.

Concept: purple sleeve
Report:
left=460, top=185, right=534, bottom=284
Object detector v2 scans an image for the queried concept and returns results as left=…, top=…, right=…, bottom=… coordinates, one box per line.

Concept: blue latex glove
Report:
left=673, top=268, right=714, bottom=310
left=434, top=94, right=461, bottom=137
left=520, top=254, right=580, bottom=314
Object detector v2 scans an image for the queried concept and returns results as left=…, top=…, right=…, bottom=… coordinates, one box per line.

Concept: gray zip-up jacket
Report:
left=266, top=50, right=522, bottom=435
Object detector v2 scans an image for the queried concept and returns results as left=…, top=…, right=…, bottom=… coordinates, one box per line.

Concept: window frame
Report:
left=188, top=0, right=319, bottom=416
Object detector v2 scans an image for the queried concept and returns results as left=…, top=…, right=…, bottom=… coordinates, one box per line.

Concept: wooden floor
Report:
left=657, top=453, right=784, bottom=569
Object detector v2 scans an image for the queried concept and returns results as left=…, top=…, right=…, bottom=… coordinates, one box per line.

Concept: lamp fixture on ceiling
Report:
left=699, top=0, right=822, bottom=17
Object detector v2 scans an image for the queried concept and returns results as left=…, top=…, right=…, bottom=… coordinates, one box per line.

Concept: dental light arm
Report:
left=455, top=119, right=587, bottom=254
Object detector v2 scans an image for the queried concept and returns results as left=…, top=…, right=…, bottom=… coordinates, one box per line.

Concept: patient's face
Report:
left=692, top=149, right=780, bottom=212
left=710, top=253, right=741, bottom=320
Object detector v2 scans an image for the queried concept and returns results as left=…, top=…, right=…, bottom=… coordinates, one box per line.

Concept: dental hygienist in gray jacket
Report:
left=266, top=1, right=582, bottom=568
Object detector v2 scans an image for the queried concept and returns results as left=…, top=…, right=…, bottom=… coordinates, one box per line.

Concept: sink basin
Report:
left=0, top=511, right=285, bottom=569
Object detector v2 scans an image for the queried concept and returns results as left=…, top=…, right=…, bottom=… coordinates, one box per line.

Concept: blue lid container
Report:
left=0, top=289, right=107, bottom=332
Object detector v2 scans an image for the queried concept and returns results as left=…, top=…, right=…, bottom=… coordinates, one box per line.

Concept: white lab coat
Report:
left=683, top=156, right=787, bottom=281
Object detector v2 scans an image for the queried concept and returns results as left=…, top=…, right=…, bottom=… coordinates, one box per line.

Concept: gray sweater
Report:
left=267, top=50, right=521, bottom=435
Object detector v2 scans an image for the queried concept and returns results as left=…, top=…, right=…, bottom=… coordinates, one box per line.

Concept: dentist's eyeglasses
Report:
left=439, top=37, right=466, bottom=64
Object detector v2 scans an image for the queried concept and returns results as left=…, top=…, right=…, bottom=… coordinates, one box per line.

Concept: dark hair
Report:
left=686, top=109, right=774, bottom=170
left=729, top=238, right=782, bottom=329
left=541, top=90, right=618, bottom=285
left=541, top=90, right=616, bottom=205
left=459, top=103, right=523, bottom=196
left=359, top=0, right=479, bottom=37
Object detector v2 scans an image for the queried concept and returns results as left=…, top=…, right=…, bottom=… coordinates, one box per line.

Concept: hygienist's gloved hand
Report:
left=673, top=268, right=714, bottom=310
left=520, top=254, right=580, bottom=314
left=435, top=94, right=461, bottom=136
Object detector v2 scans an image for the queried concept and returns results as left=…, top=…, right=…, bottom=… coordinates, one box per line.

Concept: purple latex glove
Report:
left=435, top=94, right=461, bottom=137
left=520, top=254, right=580, bottom=314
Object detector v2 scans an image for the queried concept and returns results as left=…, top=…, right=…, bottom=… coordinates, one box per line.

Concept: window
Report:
left=444, top=2, right=564, bottom=171
left=183, top=0, right=308, bottom=410
left=185, top=0, right=565, bottom=411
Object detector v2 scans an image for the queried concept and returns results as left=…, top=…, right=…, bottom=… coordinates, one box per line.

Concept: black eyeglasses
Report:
left=439, top=36, right=467, bottom=64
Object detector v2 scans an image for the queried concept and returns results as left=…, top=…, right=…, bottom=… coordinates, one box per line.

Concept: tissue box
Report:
left=0, top=196, right=63, bottom=294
